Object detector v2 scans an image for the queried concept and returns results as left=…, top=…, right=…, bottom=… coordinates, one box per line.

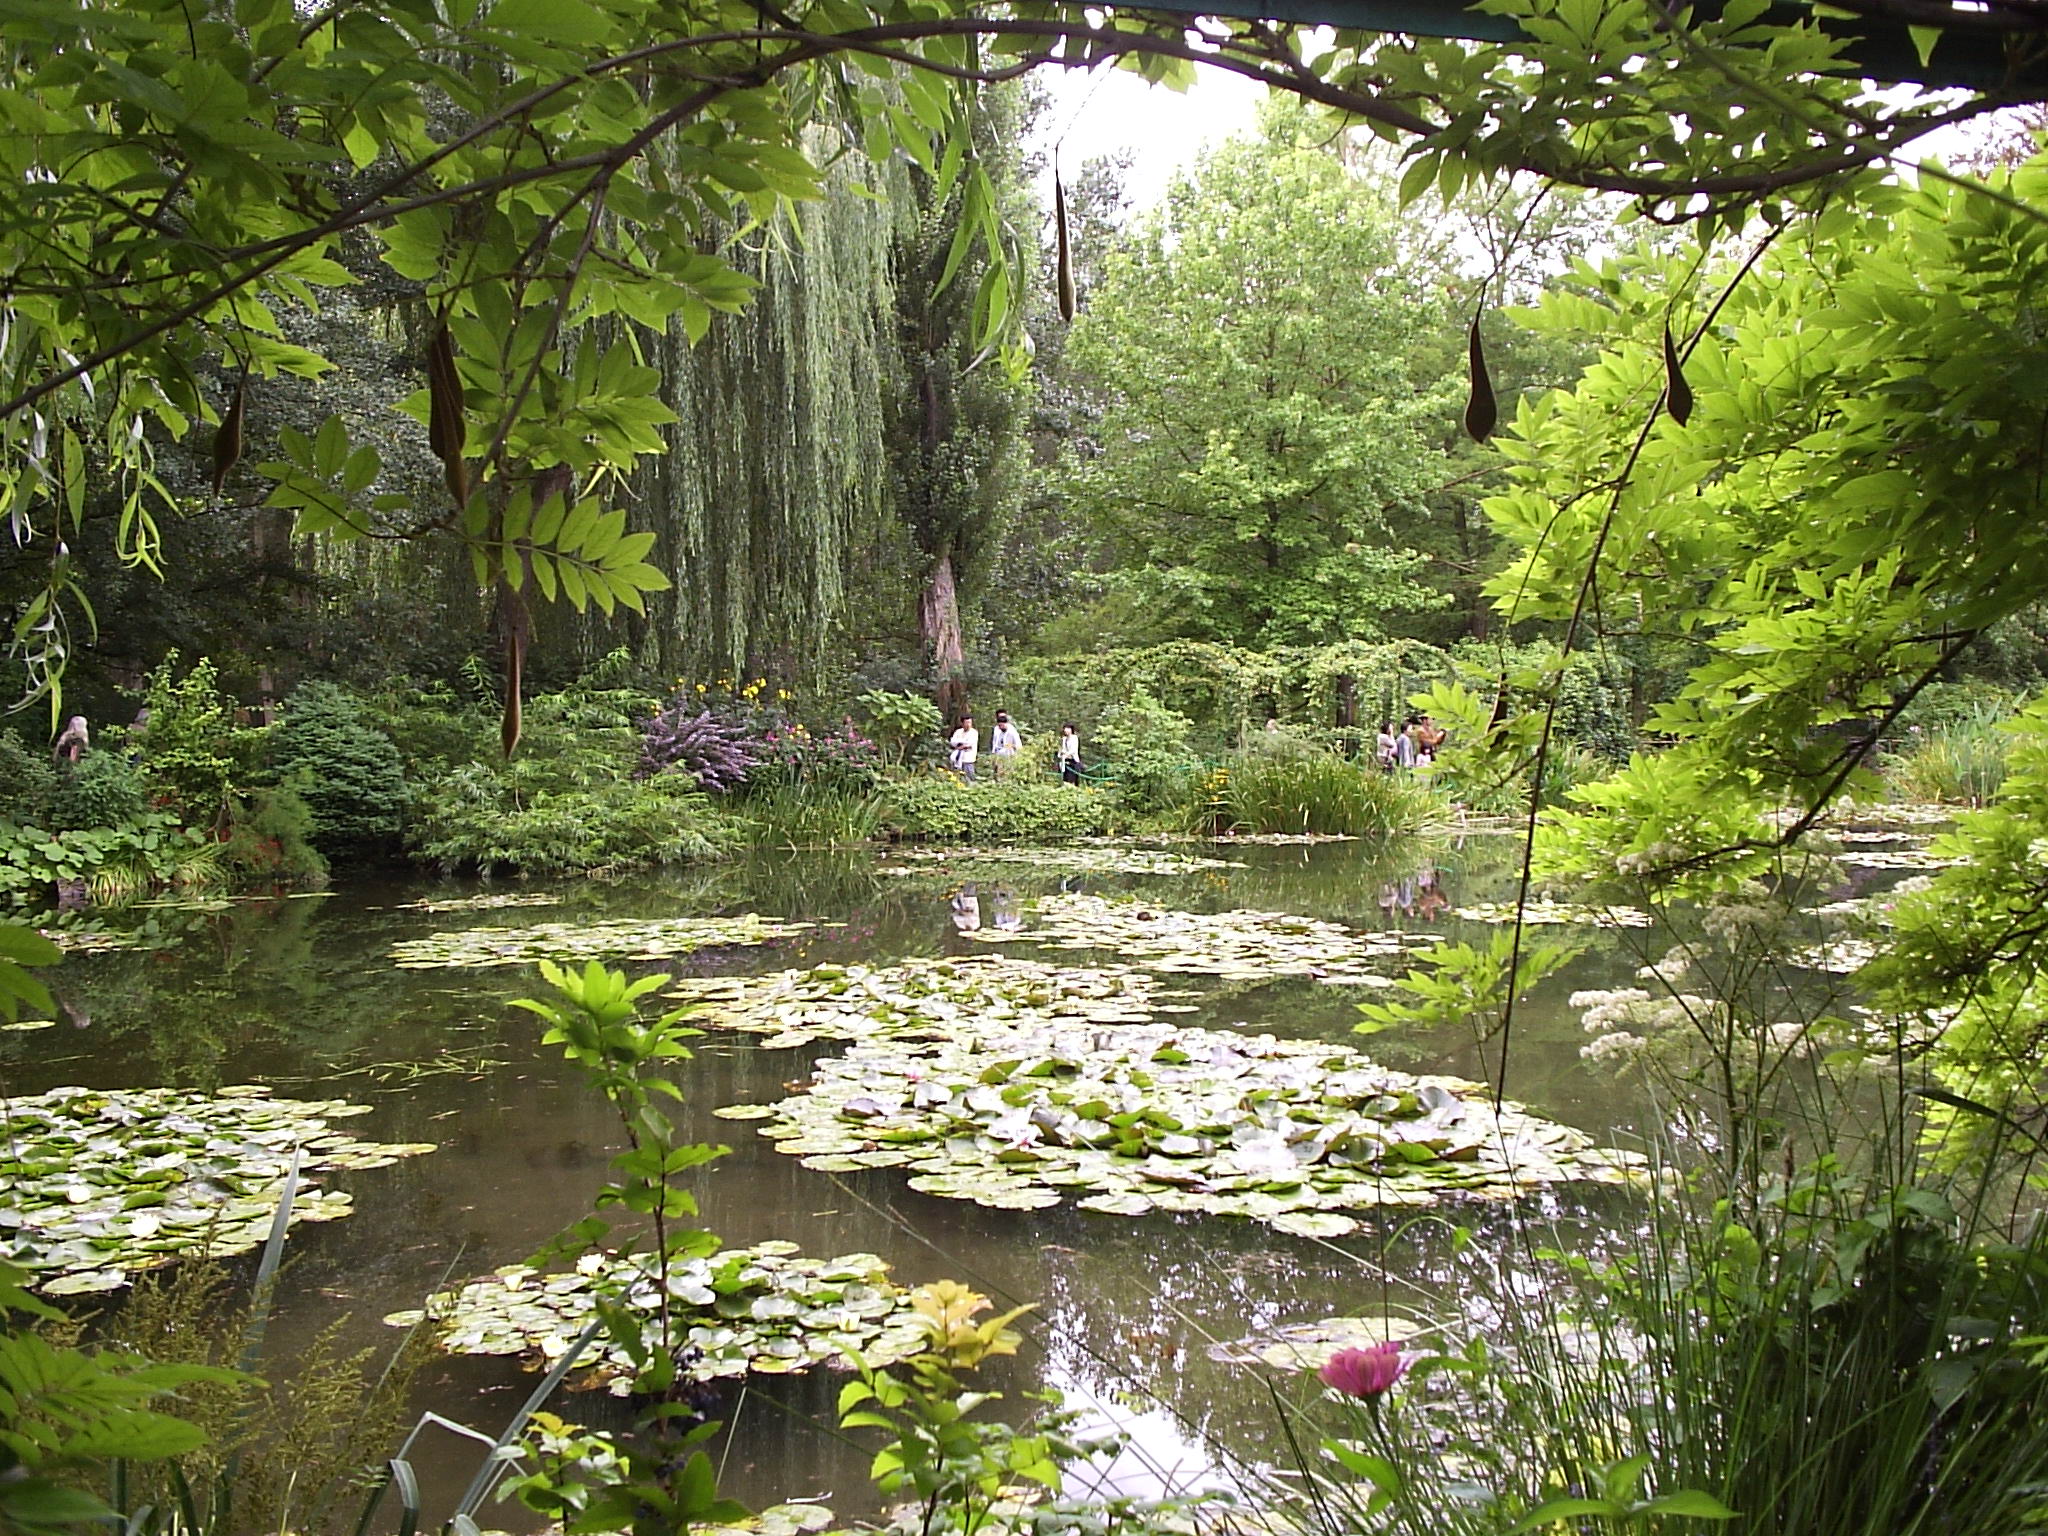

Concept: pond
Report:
left=1, top=831, right=1871, bottom=1525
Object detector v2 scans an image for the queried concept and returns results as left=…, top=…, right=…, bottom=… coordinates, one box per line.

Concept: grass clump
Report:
left=1884, top=704, right=2011, bottom=805
left=1190, top=749, right=1437, bottom=836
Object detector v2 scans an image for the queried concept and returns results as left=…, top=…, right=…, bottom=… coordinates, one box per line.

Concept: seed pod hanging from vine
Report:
left=426, top=319, right=469, bottom=505
left=210, top=369, right=246, bottom=497
left=1054, top=170, right=1077, bottom=323
left=1663, top=323, right=1693, bottom=426
left=1463, top=317, right=1496, bottom=443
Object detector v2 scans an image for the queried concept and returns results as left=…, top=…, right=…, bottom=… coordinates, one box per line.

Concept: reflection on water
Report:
left=7, top=837, right=1666, bottom=1526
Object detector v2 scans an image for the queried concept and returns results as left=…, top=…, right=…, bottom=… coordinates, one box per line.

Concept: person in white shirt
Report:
left=1058, top=723, right=1083, bottom=785
left=988, top=711, right=1022, bottom=779
left=948, top=716, right=979, bottom=782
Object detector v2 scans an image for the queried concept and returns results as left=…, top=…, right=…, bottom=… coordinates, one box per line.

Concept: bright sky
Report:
left=1031, top=63, right=1271, bottom=208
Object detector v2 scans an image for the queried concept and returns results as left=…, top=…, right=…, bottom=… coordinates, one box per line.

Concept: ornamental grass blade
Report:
left=1464, top=318, right=1496, bottom=442
left=1663, top=323, right=1693, bottom=426
left=1054, top=171, right=1077, bottom=323
left=451, top=1317, right=604, bottom=1520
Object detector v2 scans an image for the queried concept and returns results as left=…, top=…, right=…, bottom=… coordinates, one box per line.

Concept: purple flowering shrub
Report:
left=639, top=703, right=759, bottom=793
left=640, top=690, right=882, bottom=796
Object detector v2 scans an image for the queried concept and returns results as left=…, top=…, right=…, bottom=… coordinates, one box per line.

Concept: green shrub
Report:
left=877, top=778, right=1118, bottom=841
left=273, top=682, right=409, bottom=855
left=1190, top=750, right=1435, bottom=837
left=218, top=785, right=330, bottom=887
left=857, top=689, right=944, bottom=767
left=136, top=652, right=237, bottom=823
left=0, top=730, right=58, bottom=822
left=46, top=751, right=152, bottom=832
left=411, top=764, right=735, bottom=875
left=1092, top=691, right=1202, bottom=813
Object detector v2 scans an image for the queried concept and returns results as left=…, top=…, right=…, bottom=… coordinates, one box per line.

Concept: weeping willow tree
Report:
left=888, top=83, right=1032, bottom=722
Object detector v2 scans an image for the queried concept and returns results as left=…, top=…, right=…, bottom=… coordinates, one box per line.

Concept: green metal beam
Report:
left=1134, top=0, right=2048, bottom=93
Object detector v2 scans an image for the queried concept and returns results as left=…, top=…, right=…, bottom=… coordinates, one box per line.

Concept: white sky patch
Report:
left=1032, top=63, right=1271, bottom=208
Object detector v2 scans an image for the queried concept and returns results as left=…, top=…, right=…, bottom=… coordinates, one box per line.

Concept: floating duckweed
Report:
left=0, top=1085, right=436, bottom=1294
left=962, top=892, right=1430, bottom=983
left=670, top=955, right=1163, bottom=1049
left=1451, top=901, right=1653, bottom=929
left=726, top=1015, right=1640, bottom=1234
left=388, top=913, right=817, bottom=969
left=385, top=1242, right=929, bottom=1393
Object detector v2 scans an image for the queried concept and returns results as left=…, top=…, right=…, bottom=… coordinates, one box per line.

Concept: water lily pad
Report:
left=1451, top=901, right=1652, bottom=929
left=389, top=914, right=817, bottom=969
left=0, top=1085, right=435, bottom=1292
left=1208, top=1314, right=1422, bottom=1369
left=877, top=845, right=1249, bottom=878
left=743, top=1014, right=1641, bottom=1236
left=387, top=1244, right=929, bottom=1393
left=672, top=955, right=1162, bottom=1051
left=393, top=892, right=565, bottom=914
left=960, top=893, right=1431, bottom=984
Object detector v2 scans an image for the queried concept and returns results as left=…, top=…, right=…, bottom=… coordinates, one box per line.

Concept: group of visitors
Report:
left=946, top=713, right=1085, bottom=784
left=1375, top=714, right=1446, bottom=771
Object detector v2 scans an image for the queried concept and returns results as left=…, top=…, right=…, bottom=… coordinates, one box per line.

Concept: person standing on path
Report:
left=1058, top=723, right=1083, bottom=785
left=989, top=712, right=1022, bottom=780
left=948, top=715, right=979, bottom=782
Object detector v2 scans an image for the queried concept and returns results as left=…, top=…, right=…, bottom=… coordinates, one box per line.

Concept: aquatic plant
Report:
left=388, top=912, right=816, bottom=968
left=669, top=955, right=1162, bottom=1050
left=0, top=1085, right=435, bottom=1293
left=719, top=1014, right=1639, bottom=1233
left=964, top=891, right=1431, bottom=983
left=876, top=844, right=1247, bottom=877
left=1451, top=899, right=1652, bottom=928
left=386, top=1242, right=930, bottom=1393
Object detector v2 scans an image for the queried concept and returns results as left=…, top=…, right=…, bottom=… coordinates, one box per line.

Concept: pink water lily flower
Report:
left=1318, top=1342, right=1410, bottom=1399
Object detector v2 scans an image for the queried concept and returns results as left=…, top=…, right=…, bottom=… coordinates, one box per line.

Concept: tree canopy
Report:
left=1062, top=122, right=1459, bottom=648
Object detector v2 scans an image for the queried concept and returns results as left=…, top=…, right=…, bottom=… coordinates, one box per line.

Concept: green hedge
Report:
left=876, top=779, right=1119, bottom=841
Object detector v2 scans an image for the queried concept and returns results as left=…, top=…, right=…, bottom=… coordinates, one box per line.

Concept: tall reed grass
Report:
left=1190, top=751, right=1438, bottom=837
left=737, top=785, right=886, bottom=847
left=1884, top=705, right=2011, bottom=804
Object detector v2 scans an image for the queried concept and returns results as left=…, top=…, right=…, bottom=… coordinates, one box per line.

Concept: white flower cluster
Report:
left=1570, top=986, right=1724, bottom=1068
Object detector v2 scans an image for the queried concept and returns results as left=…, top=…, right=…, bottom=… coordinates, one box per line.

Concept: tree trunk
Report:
left=921, top=547, right=968, bottom=722
left=1334, top=674, right=1357, bottom=730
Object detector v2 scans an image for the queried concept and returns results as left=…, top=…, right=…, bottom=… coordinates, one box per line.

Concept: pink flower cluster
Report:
left=1318, top=1341, right=1410, bottom=1399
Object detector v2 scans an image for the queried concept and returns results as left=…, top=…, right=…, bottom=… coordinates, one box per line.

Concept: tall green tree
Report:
left=1062, top=119, right=1461, bottom=649
left=887, top=84, right=1032, bottom=719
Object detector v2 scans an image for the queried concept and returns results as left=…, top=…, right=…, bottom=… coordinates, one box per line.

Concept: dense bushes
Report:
left=412, top=764, right=733, bottom=874
left=877, top=779, right=1119, bottom=840
left=274, top=683, right=409, bottom=853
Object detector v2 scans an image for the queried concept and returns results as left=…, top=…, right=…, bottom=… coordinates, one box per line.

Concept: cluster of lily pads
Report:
left=716, top=1015, right=1639, bottom=1236
left=965, top=892, right=1429, bottom=984
left=876, top=846, right=1248, bottom=878
left=388, top=913, right=818, bottom=969
left=1207, top=1312, right=1421, bottom=1370
left=1835, top=846, right=1961, bottom=871
left=392, top=892, right=564, bottom=914
left=0, top=1085, right=435, bottom=1294
left=38, top=927, right=155, bottom=954
left=1451, top=900, right=1653, bottom=929
left=670, top=955, right=1168, bottom=1050
left=385, top=1241, right=928, bottom=1393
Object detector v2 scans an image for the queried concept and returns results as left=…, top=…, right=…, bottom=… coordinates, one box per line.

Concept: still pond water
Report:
left=8, top=834, right=1751, bottom=1523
